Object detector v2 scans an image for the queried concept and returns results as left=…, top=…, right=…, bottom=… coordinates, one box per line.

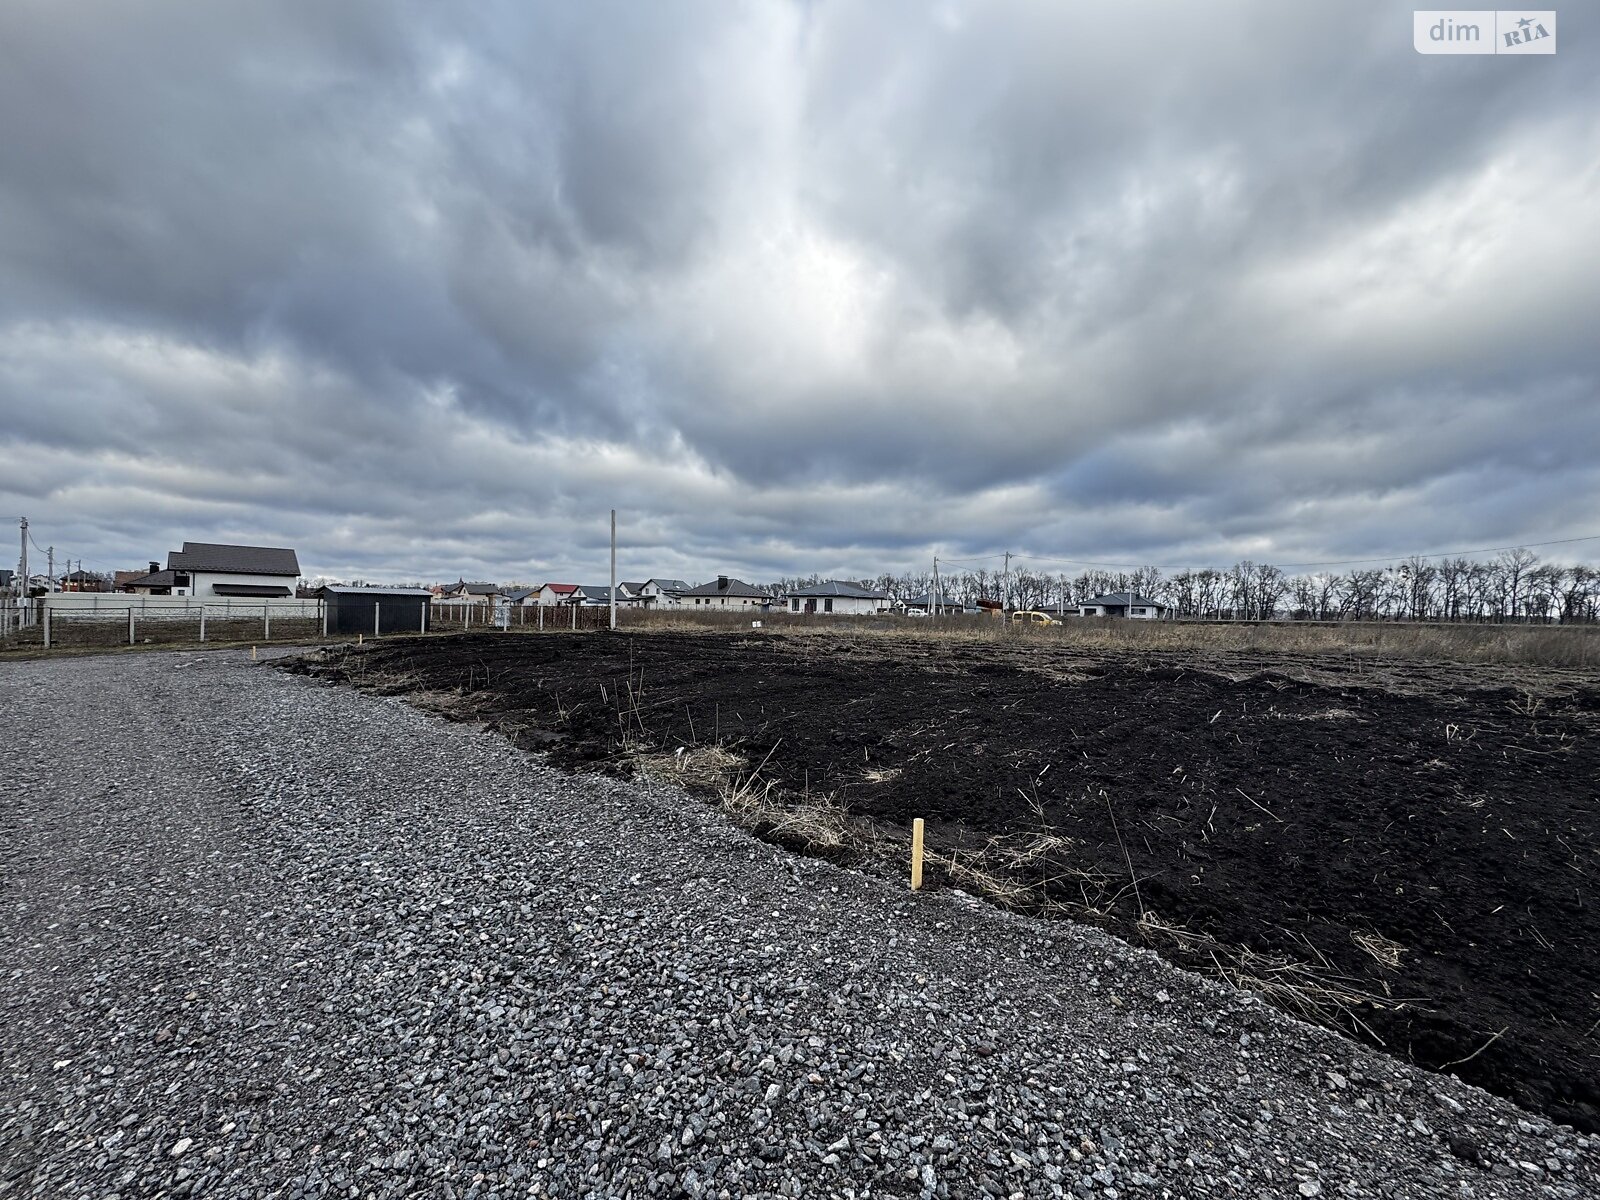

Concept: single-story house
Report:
left=121, top=562, right=180, bottom=595
left=901, top=592, right=975, bottom=616
left=783, top=580, right=893, bottom=615
left=679, top=576, right=768, bottom=610
left=1077, top=592, right=1167, bottom=619
left=565, top=584, right=642, bottom=607
left=120, top=543, right=301, bottom=598
left=504, top=587, right=539, bottom=607
left=533, top=583, right=579, bottom=607
left=634, top=579, right=692, bottom=608
left=436, top=580, right=501, bottom=607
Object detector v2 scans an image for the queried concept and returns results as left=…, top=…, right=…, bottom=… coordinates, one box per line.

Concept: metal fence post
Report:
left=264, top=604, right=271, bottom=641
left=200, top=606, right=207, bottom=643
left=570, top=604, right=576, bottom=630
left=129, top=607, right=135, bottom=646
left=43, top=605, right=51, bottom=650
left=321, top=600, right=328, bottom=638
left=421, top=602, right=428, bottom=634
left=374, top=600, right=381, bottom=638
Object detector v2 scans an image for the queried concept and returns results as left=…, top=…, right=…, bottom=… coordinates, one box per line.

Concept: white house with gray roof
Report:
left=635, top=579, right=692, bottom=608
left=782, top=580, right=893, bottom=615
left=1076, top=592, right=1166, bottom=619
left=679, top=576, right=768, bottom=610
left=122, top=542, right=300, bottom=598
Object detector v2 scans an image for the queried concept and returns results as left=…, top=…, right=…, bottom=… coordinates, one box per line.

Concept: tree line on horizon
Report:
left=773, top=548, right=1600, bottom=623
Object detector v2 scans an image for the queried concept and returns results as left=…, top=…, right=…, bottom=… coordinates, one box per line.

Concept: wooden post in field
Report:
left=910, top=818, right=925, bottom=891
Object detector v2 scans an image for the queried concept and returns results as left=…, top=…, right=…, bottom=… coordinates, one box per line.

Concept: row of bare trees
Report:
left=774, top=549, right=1600, bottom=622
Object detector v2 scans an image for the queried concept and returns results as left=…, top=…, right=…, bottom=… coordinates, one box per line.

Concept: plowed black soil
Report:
left=286, top=631, right=1600, bottom=1131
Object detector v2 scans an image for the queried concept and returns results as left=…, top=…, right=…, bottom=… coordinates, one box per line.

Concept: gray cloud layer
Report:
left=2, top=1, right=1596, bottom=583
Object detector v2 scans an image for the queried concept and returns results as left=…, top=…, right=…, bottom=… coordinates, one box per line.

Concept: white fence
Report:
left=3, top=595, right=326, bottom=649
left=39, top=593, right=321, bottom=619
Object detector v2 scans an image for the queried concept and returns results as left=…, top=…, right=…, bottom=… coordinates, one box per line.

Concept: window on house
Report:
left=824, top=598, right=833, bottom=613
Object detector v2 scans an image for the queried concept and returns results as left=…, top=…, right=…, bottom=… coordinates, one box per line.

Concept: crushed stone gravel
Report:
left=1, top=647, right=1595, bottom=1199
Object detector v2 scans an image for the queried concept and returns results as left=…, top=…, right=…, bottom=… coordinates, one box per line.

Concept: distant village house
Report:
left=679, top=576, right=768, bottom=610
left=783, top=580, right=893, bottom=615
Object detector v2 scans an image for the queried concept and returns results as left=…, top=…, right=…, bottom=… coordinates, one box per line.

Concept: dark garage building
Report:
left=318, top=585, right=432, bottom=635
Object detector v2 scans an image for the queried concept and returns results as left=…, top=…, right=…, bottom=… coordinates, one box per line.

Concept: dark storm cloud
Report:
left=1, top=0, right=1597, bottom=583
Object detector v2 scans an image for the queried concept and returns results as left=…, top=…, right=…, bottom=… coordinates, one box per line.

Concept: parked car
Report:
left=1009, top=609, right=1060, bottom=626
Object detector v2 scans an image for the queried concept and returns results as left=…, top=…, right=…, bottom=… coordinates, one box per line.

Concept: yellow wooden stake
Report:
left=910, top=817, right=925, bottom=891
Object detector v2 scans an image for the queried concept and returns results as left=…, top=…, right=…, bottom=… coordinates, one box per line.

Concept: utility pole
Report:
left=47, top=547, right=54, bottom=592
left=932, top=554, right=940, bottom=619
left=1003, top=550, right=1012, bottom=613
left=609, top=508, right=617, bottom=632
left=17, top=517, right=26, bottom=599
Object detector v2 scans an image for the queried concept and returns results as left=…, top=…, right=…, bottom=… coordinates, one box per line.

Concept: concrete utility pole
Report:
left=47, top=547, right=54, bottom=592
left=609, top=508, right=617, bottom=632
left=17, top=517, right=25, bottom=599
left=932, top=555, right=941, bottom=618
left=1003, top=550, right=1012, bottom=612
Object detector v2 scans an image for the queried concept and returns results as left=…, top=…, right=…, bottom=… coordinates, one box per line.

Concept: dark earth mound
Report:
left=285, top=631, right=1600, bottom=1131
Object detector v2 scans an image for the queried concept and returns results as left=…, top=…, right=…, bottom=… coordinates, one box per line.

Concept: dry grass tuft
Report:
left=641, top=745, right=856, bottom=853
left=1352, top=929, right=1407, bottom=969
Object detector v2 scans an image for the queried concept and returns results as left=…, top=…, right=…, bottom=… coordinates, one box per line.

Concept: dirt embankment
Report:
left=284, top=631, right=1600, bottom=1132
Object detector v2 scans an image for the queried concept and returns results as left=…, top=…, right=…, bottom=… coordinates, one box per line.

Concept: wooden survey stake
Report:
left=910, top=817, right=925, bottom=891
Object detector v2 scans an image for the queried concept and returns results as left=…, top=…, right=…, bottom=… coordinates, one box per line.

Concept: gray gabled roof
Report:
left=124, top=569, right=180, bottom=588
left=903, top=593, right=975, bottom=610
left=319, top=585, right=434, bottom=597
left=573, top=584, right=624, bottom=602
left=680, top=576, right=768, bottom=599
left=504, top=587, right=537, bottom=602
left=643, top=578, right=691, bottom=593
left=1081, top=592, right=1165, bottom=608
left=619, top=581, right=646, bottom=594
left=784, top=580, right=890, bottom=600
left=168, top=542, right=300, bottom=577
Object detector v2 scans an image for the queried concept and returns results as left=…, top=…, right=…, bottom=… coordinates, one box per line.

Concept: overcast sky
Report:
left=2, top=2, right=1596, bottom=584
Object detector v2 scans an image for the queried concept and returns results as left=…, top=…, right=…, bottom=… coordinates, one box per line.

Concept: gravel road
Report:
left=2, top=648, right=1595, bottom=1199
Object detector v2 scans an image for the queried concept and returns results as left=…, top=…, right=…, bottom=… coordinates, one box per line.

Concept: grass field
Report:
left=619, top=609, right=1600, bottom=667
